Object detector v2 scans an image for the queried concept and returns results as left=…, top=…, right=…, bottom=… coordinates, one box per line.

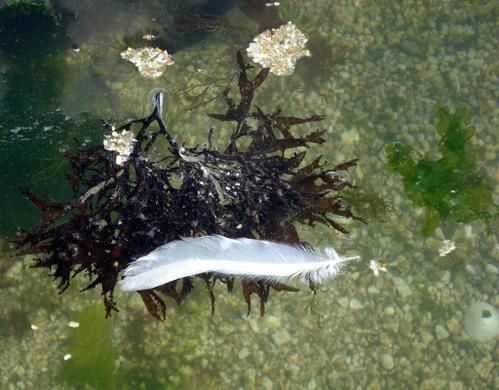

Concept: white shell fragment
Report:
left=369, top=259, right=388, bottom=277
left=120, top=47, right=174, bottom=78
left=438, top=239, right=456, bottom=257
left=464, top=302, right=499, bottom=342
left=246, top=21, right=310, bottom=76
left=68, top=321, right=80, bottom=328
left=103, top=129, right=137, bottom=165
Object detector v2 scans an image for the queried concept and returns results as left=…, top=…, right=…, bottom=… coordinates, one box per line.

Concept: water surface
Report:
left=0, top=1, right=497, bottom=388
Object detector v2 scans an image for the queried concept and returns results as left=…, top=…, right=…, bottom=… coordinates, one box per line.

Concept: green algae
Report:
left=59, top=303, right=118, bottom=388
left=58, top=303, right=182, bottom=388
left=385, top=107, right=497, bottom=236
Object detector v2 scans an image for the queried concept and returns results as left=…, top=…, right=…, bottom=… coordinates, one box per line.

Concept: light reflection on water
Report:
left=0, top=0, right=497, bottom=388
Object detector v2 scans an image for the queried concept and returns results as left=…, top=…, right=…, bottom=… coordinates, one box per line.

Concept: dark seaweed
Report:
left=16, top=52, right=364, bottom=320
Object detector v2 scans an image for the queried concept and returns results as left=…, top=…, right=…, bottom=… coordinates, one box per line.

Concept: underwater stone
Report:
left=380, top=353, right=394, bottom=370
left=238, top=347, right=251, bottom=359
left=349, top=298, right=363, bottom=310
left=392, top=276, right=412, bottom=298
left=464, top=302, right=499, bottom=342
left=446, top=317, right=461, bottom=335
left=272, top=328, right=292, bottom=346
left=435, top=324, right=449, bottom=340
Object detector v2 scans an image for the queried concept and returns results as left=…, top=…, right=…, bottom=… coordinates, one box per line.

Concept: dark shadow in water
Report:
left=0, top=2, right=102, bottom=235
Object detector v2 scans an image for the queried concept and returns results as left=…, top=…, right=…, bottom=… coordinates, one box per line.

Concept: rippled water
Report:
left=0, top=1, right=497, bottom=388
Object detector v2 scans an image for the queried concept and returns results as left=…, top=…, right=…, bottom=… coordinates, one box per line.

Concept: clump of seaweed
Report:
left=16, top=52, right=366, bottom=320
left=385, top=107, right=497, bottom=236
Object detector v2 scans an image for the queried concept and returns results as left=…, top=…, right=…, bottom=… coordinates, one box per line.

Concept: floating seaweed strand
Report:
left=16, top=51, right=363, bottom=320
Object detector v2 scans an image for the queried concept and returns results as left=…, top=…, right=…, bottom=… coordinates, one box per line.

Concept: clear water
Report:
left=0, top=0, right=497, bottom=388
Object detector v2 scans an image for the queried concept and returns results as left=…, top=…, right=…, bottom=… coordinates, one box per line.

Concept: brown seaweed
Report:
left=16, top=51, right=364, bottom=319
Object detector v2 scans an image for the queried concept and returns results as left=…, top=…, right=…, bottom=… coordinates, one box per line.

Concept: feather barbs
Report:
left=119, top=235, right=359, bottom=291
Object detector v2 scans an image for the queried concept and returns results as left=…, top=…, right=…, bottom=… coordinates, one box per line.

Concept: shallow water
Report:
left=0, top=0, right=497, bottom=389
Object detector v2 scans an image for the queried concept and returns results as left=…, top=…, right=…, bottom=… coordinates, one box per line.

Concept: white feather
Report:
left=119, top=235, right=359, bottom=291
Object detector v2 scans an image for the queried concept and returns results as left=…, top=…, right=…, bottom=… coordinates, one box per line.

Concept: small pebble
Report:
left=435, top=324, right=449, bottom=340
left=338, top=297, right=349, bottom=308
left=349, top=298, right=363, bottom=310
left=392, top=276, right=412, bottom=298
left=446, top=318, right=461, bottom=335
left=272, top=329, right=291, bottom=346
left=440, top=271, right=451, bottom=284
left=380, top=353, right=394, bottom=370
left=485, top=264, right=497, bottom=274
left=238, top=347, right=251, bottom=359
left=384, top=306, right=395, bottom=315
left=449, top=381, right=464, bottom=390
left=262, top=376, right=274, bottom=390
left=263, top=315, right=281, bottom=329
left=421, top=330, right=434, bottom=344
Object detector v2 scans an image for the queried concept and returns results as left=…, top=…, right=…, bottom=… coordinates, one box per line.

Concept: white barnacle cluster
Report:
left=120, top=47, right=174, bottom=78
left=103, top=129, right=137, bottom=165
left=246, top=21, right=310, bottom=76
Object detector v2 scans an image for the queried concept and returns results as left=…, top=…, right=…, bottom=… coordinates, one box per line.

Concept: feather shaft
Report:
left=119, top=235, right=359, bottom=291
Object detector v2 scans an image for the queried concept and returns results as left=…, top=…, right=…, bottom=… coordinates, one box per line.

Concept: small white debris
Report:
left=265, top=2, right=280, bottom=6
left=246, top=21, right=310, bottom=76
left=120, top=47, right=174, bottom=78
left=369, top=259, right=388, bottom=277
left=142, top=34, right=156, bottom=41
left=103, top=129, right=137, bottom=165
left=30, top=324, right=39, bottom=331
left=68, top=321, right=80, bottom=328
left=63, top=353, right=72, bottom=361
left=438, top=239, right=456, bottom=257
